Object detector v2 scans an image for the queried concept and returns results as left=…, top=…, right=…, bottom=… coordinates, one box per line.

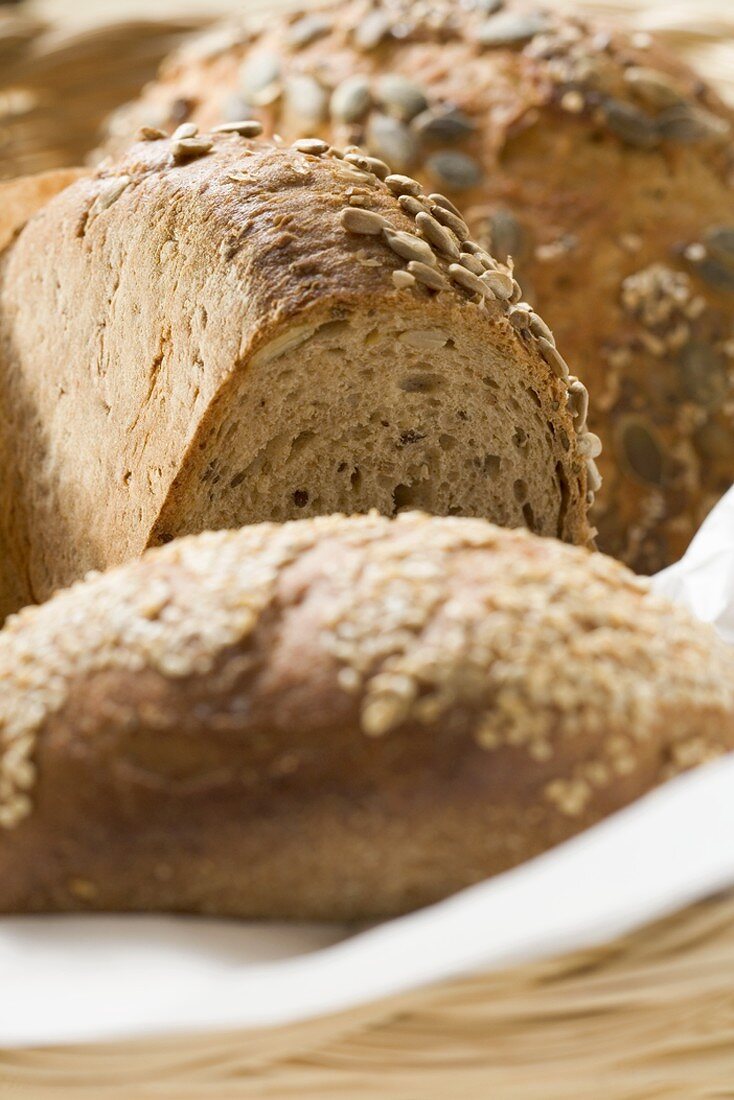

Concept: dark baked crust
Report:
left=103, top=0, right=734, bottom=572
left=1, top=512, right=733, bottom=920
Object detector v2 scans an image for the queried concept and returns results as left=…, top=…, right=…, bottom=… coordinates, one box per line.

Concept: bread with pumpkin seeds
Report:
left=103, top=0, right=734, bottom=572
left=0, top=130, right=593, bottom=618
left=2, top=511, right=733, bottom=919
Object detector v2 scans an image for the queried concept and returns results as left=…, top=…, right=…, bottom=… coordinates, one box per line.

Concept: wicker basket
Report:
left=1, top=1, right=734, bottom=1094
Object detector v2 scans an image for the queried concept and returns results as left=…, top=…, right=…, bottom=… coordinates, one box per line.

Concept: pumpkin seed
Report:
left=354, top=10, right=391, bottom=51
left=283, top=74, right=328, bottom=124
left=425, top=150, right=481, bottom=190
left=602, top=99, right=659, bottom=149
left=330, top=76, right=372, bottom=123
left=657, top=103, right=729, bottom=144
left=412, top=107, right=475, bottom=141
left=375, top=73, right=428, bottom=122
left=618, top=418, right=664, bottom=485
left=367, top=113, right=420, bottom=170
left=676, top=341, right=727, bottom=409
left=287, top=14, right=331, bottom=50
left=239, top=51, right=281, bottom=99
left=476, top=11, right=548, bottom=47
left=486, top=209, right=525, bottom=261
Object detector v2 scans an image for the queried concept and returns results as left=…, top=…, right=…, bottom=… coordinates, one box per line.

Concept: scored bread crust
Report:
left=1, top=511, right=733, bottom=920
left=102, top=0, right=734, bottom=573
left=0, top=131, right=593, bottom=618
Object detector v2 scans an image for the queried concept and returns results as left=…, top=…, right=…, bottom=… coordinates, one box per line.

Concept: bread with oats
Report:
left=0, top=130, right=594, bottom=618
left=103, top=0, right=734, bottom=573
left=1, top=511, right=733, bottom=919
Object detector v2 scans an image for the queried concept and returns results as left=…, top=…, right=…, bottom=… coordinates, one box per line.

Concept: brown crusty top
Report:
left=101, top=0, right=734, bottom=573
left=0, top=128, right=593, bottom=612
left=1, top=511, right=733, bottom=833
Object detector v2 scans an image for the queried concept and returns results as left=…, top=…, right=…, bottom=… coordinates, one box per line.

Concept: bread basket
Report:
left=2, top=1, right=734, bottom=1095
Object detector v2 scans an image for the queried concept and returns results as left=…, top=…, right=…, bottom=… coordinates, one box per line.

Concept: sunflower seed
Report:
left=221, top=93, right=256, bottom=123
left=481, top=269, right=515, bottom=300
left=448, top=264, right=490, bottom=296
left=657, top=103, right=729, bottom=144
left=618, top=418, right=663, bottom=485
left=172, top=122, right=198, bottom=141
left=429, top=192, right=463, bottom=217
left=426, top=151, right=481, bottom=190
left=430, top=204, right=469, bottom=241
left=383, top=227, right=436, bottom=265
left=392, top=269, right=417, bottom=289
left=212, top=119, right=263, bottom=137
left=93, top=175, right=132, bottom=212
left=415, top=211, right=461, bottom=258
left=375, top=74, right=428, bottom=122
left=486, top=209, right=525, bottom=261
left=508, top=305, right=532, bottom=332
left=412, top=107, right=475, bottom=141
left=287, top=14, right=331, bottom=50
left=459, top=251, right=485, bottom=276
left=677, top=341, right=727, bottom=408
left=476, top=11, right=549, bottom=47
left=538, top=337, right=569, bottom=379
left=399, top=330, right=448, bottom=349
left=586, top=458, right=603, bottom=493
left=330, top=76, right=372, bottom=123
left=355, top=10, right=391, bottom=51
left=137, top=126, right=166, bottom=141
left=293, top=137, right=330, bottom=155
left=345, top=152, right=390, bottom=179
left=567, top=378, right=589, bottom=429
left=385, top=174, right=422, bottom=197
left=341, top=207, right=391, bottom=235
left=407, top=260, right=449, bottom=290
left=367, top=113, right=419, bottom=170
left=283, top=75, right=328, bottom=124
left=239, top=51, right=281, bottom=99
left=171, top=137, right=213, bottom=160
left=603, top=99, right=659, bottom=148
left=623, top=66, right=683, bottom=109
left=398, top=195, right=427, bottom=216
left=578, top=432, right=602, bottom=459
left=528, top=311, right=555, bottom=345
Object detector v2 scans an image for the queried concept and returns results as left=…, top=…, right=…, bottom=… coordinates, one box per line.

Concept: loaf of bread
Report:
left=103, top=0, right=734, bottom=573
left=0, top=128, right=594, bottom=619
left=1, top=511, right=732, bottom=920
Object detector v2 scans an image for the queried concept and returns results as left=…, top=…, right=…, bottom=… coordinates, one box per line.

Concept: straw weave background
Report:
left=2, top=1, right=734, bottom=1095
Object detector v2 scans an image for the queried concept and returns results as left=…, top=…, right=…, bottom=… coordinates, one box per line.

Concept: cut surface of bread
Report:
left=1, top=512, right=732, bottom=920
left=0, top=132, right=593, bottom=617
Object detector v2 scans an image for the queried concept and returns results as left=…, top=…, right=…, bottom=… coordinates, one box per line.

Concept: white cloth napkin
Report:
left=3, top=488, right=734, bottom=1047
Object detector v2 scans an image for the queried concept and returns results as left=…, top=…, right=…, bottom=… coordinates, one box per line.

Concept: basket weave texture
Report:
left=1, top=1, right=734, bottom=1094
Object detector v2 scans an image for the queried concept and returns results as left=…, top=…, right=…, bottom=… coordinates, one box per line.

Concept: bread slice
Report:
left=0, top=131, right=594, bottom=616
left=1, top=512, right=732, bottom=920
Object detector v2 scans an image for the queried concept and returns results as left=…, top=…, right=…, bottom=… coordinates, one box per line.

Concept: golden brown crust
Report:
left=104, top=0, right=734, bottom=572
left=1, top=511, right=733, bottom=920
left=0, top=131, right=591, bottom=616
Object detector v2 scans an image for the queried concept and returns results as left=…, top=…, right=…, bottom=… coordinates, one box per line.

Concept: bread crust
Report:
left=1, top=511, right=733, bottom=920
left=103, top=0, right=734, bottom=572
left=0, top=132, right=591, bottom=616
